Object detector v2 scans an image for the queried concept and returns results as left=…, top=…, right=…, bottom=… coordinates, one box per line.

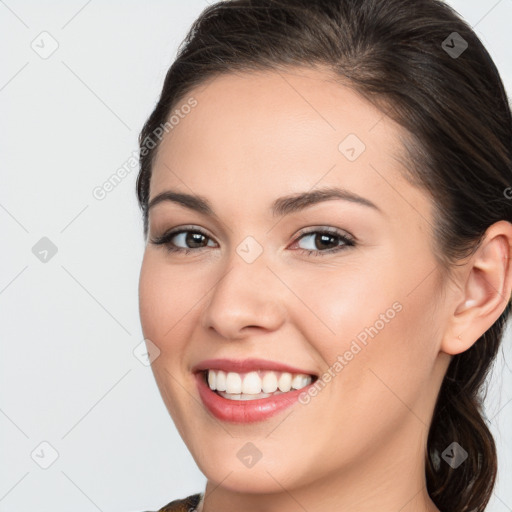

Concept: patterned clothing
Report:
left=144, top=492, right=204, bottom=512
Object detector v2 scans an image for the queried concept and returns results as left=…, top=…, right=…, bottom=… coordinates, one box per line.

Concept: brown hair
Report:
left=136, top=1, right=512, bottom=510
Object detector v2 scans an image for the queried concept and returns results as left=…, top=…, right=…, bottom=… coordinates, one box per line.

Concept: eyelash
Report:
left=150, top=225, right=356, bottom=257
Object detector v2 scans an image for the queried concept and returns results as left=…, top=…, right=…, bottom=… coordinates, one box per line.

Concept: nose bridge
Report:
left=200, top=236, right=287, bottom=338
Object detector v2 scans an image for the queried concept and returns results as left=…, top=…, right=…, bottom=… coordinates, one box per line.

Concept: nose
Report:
left=199, top=250, right=288, bottom=340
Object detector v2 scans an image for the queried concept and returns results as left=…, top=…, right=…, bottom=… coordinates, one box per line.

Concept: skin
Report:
left=138, top=66, right=512, bottom=512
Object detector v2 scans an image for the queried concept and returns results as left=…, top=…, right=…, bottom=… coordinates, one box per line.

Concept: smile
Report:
left=194, top=368, right=318, bottom=423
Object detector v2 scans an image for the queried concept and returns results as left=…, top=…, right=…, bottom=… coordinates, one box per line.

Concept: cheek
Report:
left=290, top=255, right=440, bottom=399
left=138, top=259, right=168, bottom=344
left=138, top=252, right=203, bottom=347
left=138, top=254, right=204, bottom=433
left=288, top=261, right=400, bottom=354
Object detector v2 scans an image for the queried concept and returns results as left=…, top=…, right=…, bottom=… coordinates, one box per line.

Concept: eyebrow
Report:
left=147, top=186, right=382, bottom=218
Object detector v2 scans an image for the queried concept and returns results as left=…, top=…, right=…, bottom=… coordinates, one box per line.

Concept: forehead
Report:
left=149, top=66, right=431, bottom=225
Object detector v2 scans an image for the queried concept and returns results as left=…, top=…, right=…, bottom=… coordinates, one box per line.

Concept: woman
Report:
left=136, top=0, right=512, bottom=511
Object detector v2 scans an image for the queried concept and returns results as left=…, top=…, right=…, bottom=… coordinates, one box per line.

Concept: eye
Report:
left=290, top=227, right=355, bottom=257
left=150, top=226, right=217, bottom=255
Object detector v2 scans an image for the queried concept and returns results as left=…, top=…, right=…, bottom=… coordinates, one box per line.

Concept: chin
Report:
left=192, top=445, right=313, bottom=494
left=204, top=465, right=296, bottom=494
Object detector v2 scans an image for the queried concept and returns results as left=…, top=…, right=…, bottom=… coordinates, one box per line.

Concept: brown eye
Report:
left=150, top=227, right=217, bottom=254
left=292, top=228, right=355, bottom=257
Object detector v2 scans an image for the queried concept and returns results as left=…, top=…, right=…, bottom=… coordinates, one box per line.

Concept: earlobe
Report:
left=441, top=221, right=512, bottom=356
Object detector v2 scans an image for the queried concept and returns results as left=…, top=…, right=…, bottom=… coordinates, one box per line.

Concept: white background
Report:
left=1, top=1, right=511, bottom=511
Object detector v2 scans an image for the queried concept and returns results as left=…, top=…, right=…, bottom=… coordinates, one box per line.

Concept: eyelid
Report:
left=152, top=224, right=215, bottom=244
left=294, top=225, right=355, bottom=241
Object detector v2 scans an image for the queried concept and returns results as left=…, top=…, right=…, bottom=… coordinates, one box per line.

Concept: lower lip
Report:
left=195, top=372, right=316, bottom=424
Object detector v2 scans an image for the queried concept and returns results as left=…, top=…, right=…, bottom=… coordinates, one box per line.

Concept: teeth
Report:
left=205, top=369, right=313, bottom=395
left=278, top=372, right=292, bottom=392
left=216, top=370, right=226, bottom=391
left=242, top=371, right=262, bottom=394
left=262, top=372, right=278, bottom=393
left=225, top=372, right=242, bottom=394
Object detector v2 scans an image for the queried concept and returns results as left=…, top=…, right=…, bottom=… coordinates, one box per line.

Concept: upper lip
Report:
left=192, top=358, right=317, bottom=376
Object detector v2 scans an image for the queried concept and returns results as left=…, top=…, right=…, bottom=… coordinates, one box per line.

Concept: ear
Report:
left=441, top=220, right=512, bottom=356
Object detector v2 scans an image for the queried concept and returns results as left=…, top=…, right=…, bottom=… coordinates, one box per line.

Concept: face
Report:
left=138, top=66, right=452, bottom=494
